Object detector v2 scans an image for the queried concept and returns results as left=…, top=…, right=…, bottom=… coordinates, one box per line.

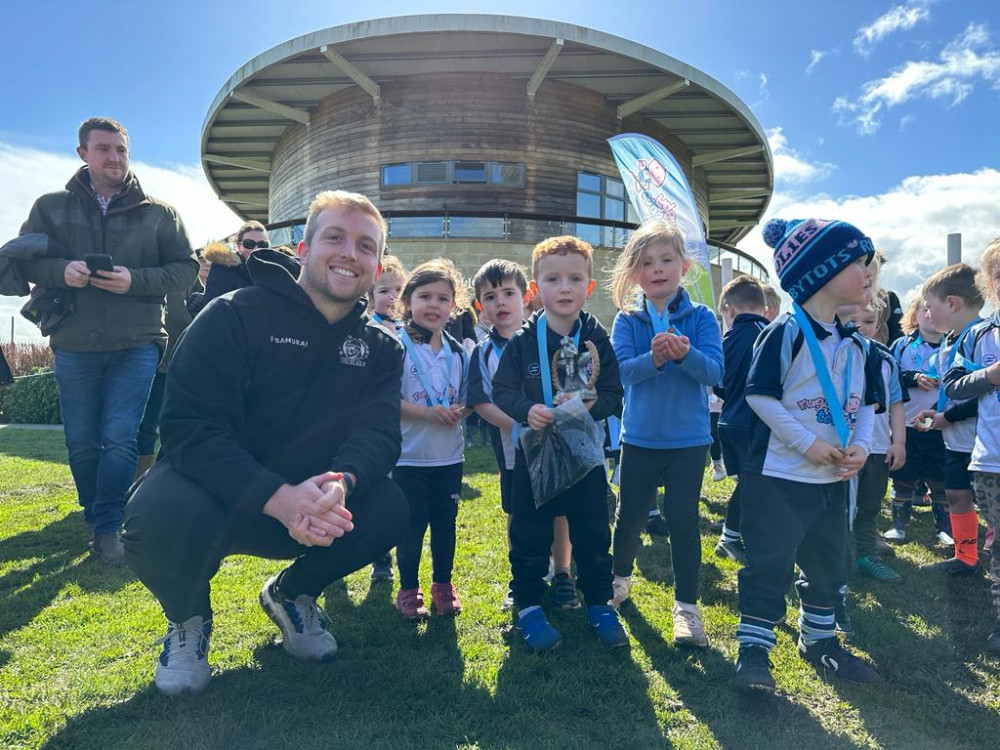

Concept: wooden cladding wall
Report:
left=269, top=72, right=710, bottom=227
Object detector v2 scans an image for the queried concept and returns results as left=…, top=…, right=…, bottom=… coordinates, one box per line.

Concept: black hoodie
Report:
left=157, top=251, right=403, bottom=514
left=492, top=310, right=622, bottom=427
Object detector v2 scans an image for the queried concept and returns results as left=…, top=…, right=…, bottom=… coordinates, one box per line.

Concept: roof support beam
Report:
left=230, top=90, right=311, bottom=124
left=710, top=220, right=758, bottom=230
left=320, top=45, right=380, bottom=103
left=203, top=154, right=272, bottom=173
left=527, top=39, right=564, bottom=97
left=617, top=78, right=689, bottom=119
left=692, top=145, right=764, bottom=168
left=709, top=189, right=771, bottom=204
left=225, top=193, right=270, bottom=207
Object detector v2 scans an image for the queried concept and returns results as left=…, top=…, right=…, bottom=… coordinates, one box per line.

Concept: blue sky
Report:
left=1, top=0, right=998, bottom=339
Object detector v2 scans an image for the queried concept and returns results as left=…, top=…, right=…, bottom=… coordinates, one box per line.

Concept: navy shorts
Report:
left=890, top=427, right=945, bottom=484
left=944, top=449, right=973, bottom=491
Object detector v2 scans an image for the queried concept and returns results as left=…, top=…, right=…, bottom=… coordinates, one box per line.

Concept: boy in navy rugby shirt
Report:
left=713, top=276, right=770, bottom=566
left=734, top=218, right=883, bottom=690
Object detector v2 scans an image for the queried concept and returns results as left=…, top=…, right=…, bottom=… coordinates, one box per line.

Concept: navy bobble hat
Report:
left=763, top=218, right=875, bottom=304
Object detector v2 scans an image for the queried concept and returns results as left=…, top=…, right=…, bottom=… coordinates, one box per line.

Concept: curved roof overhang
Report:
left=202, top=14, right=773, bottom=244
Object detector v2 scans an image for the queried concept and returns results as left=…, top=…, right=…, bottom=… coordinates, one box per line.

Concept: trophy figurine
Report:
left=551, top=336, right=600, bottom=402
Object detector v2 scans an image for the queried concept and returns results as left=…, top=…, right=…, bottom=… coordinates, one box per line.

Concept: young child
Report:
left=886, top=296, right=950, bottom=544
left=713, top=275, right=770, bottom=566
left=394, top=259, right=471, bottom=620
left=606, top=221, right=723, bottom=647
left=845, top=301, right=907, bottom=582
left=467, top=259, right=559, bottom=610
left=368, top=253, right=406, bottom=332
left=943, top=238, right=1000, bottom=652
left=366, top=253, right=407, bottom=582
left=734, top=217, right=881, bottom=690
left=761, top=283, right=782, bottom=322
left=914, top=264, right=984, bottom=576
left=492, top=236, right=628, bottom=652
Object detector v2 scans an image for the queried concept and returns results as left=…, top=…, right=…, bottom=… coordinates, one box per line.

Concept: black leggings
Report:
left=394, top=463, right=463, bottom=590
left=122, top=460, right=408, bottom=622
left=710, top=412, right=722, bottom=461
left=613, top=443, right=707, bottom=604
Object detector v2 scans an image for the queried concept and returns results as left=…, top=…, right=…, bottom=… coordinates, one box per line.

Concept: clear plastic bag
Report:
left=519, top=397, right=606, bottom=508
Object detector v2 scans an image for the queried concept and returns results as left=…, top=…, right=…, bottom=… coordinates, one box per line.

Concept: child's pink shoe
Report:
left=430, top=582, right=463, bottom=616
left=396, top=587, right=430, bottom=620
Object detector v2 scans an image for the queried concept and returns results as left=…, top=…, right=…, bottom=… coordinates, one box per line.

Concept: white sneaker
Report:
left=883, top=527, right=907, bottom=542
left=609, top=575, right=632, bottom=609
left=936, top=530, right=955, bottom=547
left=711, top=460, right=727, bottom=482
left=154, top=615, right=212, bottom=696
left=259, top=575, right=338, bottom=662
left=543, top=557, right=556, bottom=583
left=673, top=601, right=708, bottom=647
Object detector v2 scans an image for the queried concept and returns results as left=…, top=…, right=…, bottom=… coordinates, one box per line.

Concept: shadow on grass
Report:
left=622, top=605, right=861, bottom=750
left=826, top=547, right=1000, bottom=748
left=0, top=512, right=132, bottom=641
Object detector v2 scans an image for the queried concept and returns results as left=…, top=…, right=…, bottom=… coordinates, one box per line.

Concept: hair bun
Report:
left=762, top=218, right=789, bottom=249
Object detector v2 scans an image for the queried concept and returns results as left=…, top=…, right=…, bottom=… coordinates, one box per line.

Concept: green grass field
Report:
left=1, top=427, right=999, bottom=749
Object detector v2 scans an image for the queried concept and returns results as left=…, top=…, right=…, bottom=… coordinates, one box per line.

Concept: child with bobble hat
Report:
left=734, top=217, right=884, bottom=690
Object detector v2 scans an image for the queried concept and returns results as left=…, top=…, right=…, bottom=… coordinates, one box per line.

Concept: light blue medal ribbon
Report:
left=908, top=334, right=925, bottom=372
left=645, top=297, right=673, bottom=336
left=372, top=312, right=385, bottom=324
left=791, top=303, right=853, bottom=449
left=536, top=312, right=581, bottom=408
left=936, top=318, right=979, bottom=412
left=399, top=329, right=455, bottom=407
left=491, top=336, right=518, bottom=444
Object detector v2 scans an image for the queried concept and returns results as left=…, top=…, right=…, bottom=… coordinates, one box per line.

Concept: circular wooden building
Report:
left=201, top=14, right=773, bottom=320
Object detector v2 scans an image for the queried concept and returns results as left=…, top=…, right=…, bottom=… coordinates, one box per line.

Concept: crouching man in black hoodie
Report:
left=123, top=190, right=407, bottom=696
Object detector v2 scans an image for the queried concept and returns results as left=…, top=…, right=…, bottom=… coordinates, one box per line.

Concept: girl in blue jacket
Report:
left=607, top=221, right=724, bottom=647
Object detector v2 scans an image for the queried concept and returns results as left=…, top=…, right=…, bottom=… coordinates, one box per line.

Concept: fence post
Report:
left=947, top=233, right=962, bottom=265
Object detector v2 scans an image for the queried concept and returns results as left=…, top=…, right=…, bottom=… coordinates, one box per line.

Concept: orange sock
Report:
left=951, top=511, right=979, bottom=565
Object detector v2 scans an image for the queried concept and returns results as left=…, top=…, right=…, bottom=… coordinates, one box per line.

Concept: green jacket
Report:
left=19, top=167, right=198, bottom=353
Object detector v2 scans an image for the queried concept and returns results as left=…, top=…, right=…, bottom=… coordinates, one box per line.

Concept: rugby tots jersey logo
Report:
left=797, top=394, right=861, bottom=428
left=339, top=336, right=369, bottom=367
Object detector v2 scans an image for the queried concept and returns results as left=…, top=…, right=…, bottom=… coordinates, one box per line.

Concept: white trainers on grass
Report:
left=609, top=575, right=632, bottom=609
left=259, top=575, right=338, bottom=662
left=673, top=601, right=709, bottom=648
left=154, top=615, right=212, bottom=696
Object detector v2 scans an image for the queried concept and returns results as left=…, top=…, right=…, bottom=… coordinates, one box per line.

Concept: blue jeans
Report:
left=54, top=344, right=159, bottom=533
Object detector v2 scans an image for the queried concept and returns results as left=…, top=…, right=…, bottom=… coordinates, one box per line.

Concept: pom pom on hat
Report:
left=762, top=218, right=790, bottom=249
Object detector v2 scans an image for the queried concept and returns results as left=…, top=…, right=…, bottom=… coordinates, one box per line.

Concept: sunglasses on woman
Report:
left=241, top=239, right=269, bottom=251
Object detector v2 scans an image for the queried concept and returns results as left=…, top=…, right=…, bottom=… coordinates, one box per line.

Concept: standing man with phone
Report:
left=15, top=117, right=197, bottom=564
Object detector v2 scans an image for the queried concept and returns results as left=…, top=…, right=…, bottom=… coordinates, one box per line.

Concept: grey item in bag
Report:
left=519, top=397, right=605, bottom=508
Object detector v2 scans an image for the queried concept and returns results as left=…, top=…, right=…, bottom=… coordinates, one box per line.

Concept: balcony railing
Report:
left=267, top=210, right=768, bottom=282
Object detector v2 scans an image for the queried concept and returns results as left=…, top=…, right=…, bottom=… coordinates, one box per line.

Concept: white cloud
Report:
left=854, top=1, right=933, bottom=56
left=0, top=142, right=240, bottom=342
left=767, top=127, right=836, bottom=185
left=807, top=49, right=828, bottom=74
left=737, top=167, right=1000, bottom=307
left=836, top=23, right=1000, bottom=134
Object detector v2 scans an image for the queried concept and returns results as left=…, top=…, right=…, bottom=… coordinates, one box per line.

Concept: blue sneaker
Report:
left=586, top=604, right=629, bottom=648
left=516, top=606, right=562, bottom=653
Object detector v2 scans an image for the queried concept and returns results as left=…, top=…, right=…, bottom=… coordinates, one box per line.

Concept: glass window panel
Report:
left=449, top=217, right=505, bottom=238
left=604, top=197, right=624, bottom=222
left=490, top=162, right=525, bottom=185
left=453, top=162, right=487, bottom=183
left=415, top=162, right=448, bottom=184
left=577, top=172, right=601, bottom=192
left=576, top=192, right=601, bottom=217
left=606, top=178, right=625, bottom=198
left=575, top=223, right=601, bottom=246
left=387, top=216, right=444, bottom=238
left=381, top=163, right=411, bottom=187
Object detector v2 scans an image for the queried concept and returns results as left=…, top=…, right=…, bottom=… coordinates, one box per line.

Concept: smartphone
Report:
left=84, top=253, right=115, bottom=277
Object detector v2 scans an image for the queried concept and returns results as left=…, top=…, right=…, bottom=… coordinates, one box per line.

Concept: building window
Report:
left=381, top=163, right=412, bottom=187
left=575, top=172, right=637, bottom=248
left=381, top=161, right=525, bottom=188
